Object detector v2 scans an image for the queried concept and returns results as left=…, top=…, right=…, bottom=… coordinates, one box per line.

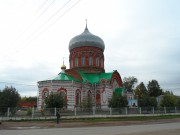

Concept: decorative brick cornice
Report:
left=111, top=71, right=123, bottom=87
left=70, top=46, right=104, bottom=59
left=70, top=46, right=103, bottom=53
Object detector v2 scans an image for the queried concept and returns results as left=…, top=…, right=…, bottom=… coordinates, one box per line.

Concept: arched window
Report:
left=96, top=90, right=101, bottom=106
left=76, top=90, right=81, bottom=106
left=88, top=91, right=92, bottom=98
left=81, top=56, right=85, bottom=66
left=57, top=88, right=67, bottom=101
left=71, top=60, right=73, bottom=68
left=75, top=57, right=78, bottom=67
left=87, top=90, right=92, bottom=104
left=96, top=57, right=99, bottom=66
left=42, top=88, right=49, bottom=98
left=42, top=88, right=49, bottom=108
left=113, top=79, right=119, bottom=92
left=101, top=59, right=104, bottom=67
left=44, top=91, right=49, bottom=97
left=59, top=91, right=65, bottom=98
left=89, top=56, right=93, bottom=66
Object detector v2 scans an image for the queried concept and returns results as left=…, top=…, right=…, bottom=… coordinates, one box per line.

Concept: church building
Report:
left=37, top=24, right=124, bottom=110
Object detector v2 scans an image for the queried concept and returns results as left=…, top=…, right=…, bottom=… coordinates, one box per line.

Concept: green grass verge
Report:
left=61, top=115, right=180, bottom=122
left=6, top=114, right=180, bottom=122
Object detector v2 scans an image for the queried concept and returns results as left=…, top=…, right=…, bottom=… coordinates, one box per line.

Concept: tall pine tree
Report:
left=147, top=80, right=162, bottom=97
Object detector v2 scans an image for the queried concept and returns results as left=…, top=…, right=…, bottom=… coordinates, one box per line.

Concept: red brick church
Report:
left=37, top=24, right=124, bottom=109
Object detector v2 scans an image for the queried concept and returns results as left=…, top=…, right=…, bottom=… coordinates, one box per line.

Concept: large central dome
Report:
left=69, top=26, right=105, bottom=51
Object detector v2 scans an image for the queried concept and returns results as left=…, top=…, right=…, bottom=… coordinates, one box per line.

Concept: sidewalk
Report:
left=1, top=117, right=180, bottom=130
left=1, top=121, right=180, bottom=135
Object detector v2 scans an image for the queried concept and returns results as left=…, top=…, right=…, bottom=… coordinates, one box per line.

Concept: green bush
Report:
left=27, top=108, right=32, bottom=116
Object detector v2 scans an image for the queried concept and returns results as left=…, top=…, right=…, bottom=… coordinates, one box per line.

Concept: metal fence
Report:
left=0, top=106, right=180, bottom=120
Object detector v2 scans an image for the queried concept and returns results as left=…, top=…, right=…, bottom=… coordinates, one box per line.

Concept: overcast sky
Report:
left=0, top=0, right=180, bottom=96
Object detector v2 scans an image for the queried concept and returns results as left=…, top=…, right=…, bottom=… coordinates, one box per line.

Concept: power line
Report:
left=0, top=81, right=36, bottom=87
left=34, top=0, right=51, bottom=14
left=21, top=0, right=73, bottom=46
left=32, top=0, right=81, bottom=40
left=8, top=0, right=81, bottom=57
left=4, top=0, right=57, bottom=59
left=52, top=0, right=81, bottom=25
left=0, top=81, right=179, bottom=90
left=9, top=0, right=57, bottom=54
left=28, top=0, right=81, bottom=42
left=41, top=0, right=72, bottom=28
left=0, top=74, right=59, bottom=87
left=6, top=0, right=79, bottom=59
left=162, top=87, right=180, bottom=90
left=15, top=0, right=56, bottom=42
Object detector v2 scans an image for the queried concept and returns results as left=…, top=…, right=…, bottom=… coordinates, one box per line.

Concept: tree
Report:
left=160, top=91, right=177, bottom=107
left=45, top=93, right=66, bottom=108
left=149, top=96, right=158, bottom=107
left=0, top=86, right=21, bottom=114
left=123, top=76, right=138, bottom=92
left=177, top=98, right=180, bottom=107
left=81, top=97, right=92, bottom=109
left=108, top=94, right=128, bottom=108
left=138, top=96, right=157, bottom=108
left=147, top=80, right=162, bottom=97
left=135, top=82, right=148, bottom=98
left=21, top=96, right=37, bottom=102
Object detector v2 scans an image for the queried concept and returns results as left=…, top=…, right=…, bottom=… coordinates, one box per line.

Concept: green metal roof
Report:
left=53, top=73, right=81, bottom=82
left=40, top=72, right=81, bottom=82
left=115, top=88, right=124, bottom=95
left=39, top=71, right=114, bottom=84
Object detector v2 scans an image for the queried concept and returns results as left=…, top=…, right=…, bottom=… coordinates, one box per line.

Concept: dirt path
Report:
left=1, top=118, right=180, bottom=130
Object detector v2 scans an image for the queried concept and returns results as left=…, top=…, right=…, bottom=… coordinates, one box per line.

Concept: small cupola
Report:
left=61, top=59, right=66, bottom=73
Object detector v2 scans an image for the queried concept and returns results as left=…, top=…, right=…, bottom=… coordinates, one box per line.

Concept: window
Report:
left=89, top=56, right=93, bottom=66
left=42, top=89, right=49, bottom=98
left=75, top=57, right=78, bottom=67
left=76, top=90, right=81, bottom=106
left=96, top=92, right=101, bottom=105
left=43, top=91, right=49, bottom=97
left=113, top=79, right=118, bottom=91
left=71, top=60, right=73, bottom=68
left=81, top=56, right=85, bottom=66
left=57, top=88, right=67, bottom=102
left=88, top=91, right=92, bottom=102
left=96, top=57, right=99, bottom=66
left=101, top=59, right=104, bottom=67
left=60, top=92, right=65, bottom=98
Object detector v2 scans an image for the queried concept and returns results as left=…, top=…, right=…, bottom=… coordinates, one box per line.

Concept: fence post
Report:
left=139, top=107, right=141, bottom=114
left=164, top=107, right=166, bottom=114
left=32, top=107, right=34, bottom=119
left=125, top=107, right=127, bottom=115
left=110, top=108, right=112, bottom=115
left=152, top=107, right=154, bottom=114
left=7, top=107, right=10, bottom=120
left=54, top=107, right=56, bottom=116
left=93, top=106, right=95, bottom=115
left=74, top=106, right=76, bottom=116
